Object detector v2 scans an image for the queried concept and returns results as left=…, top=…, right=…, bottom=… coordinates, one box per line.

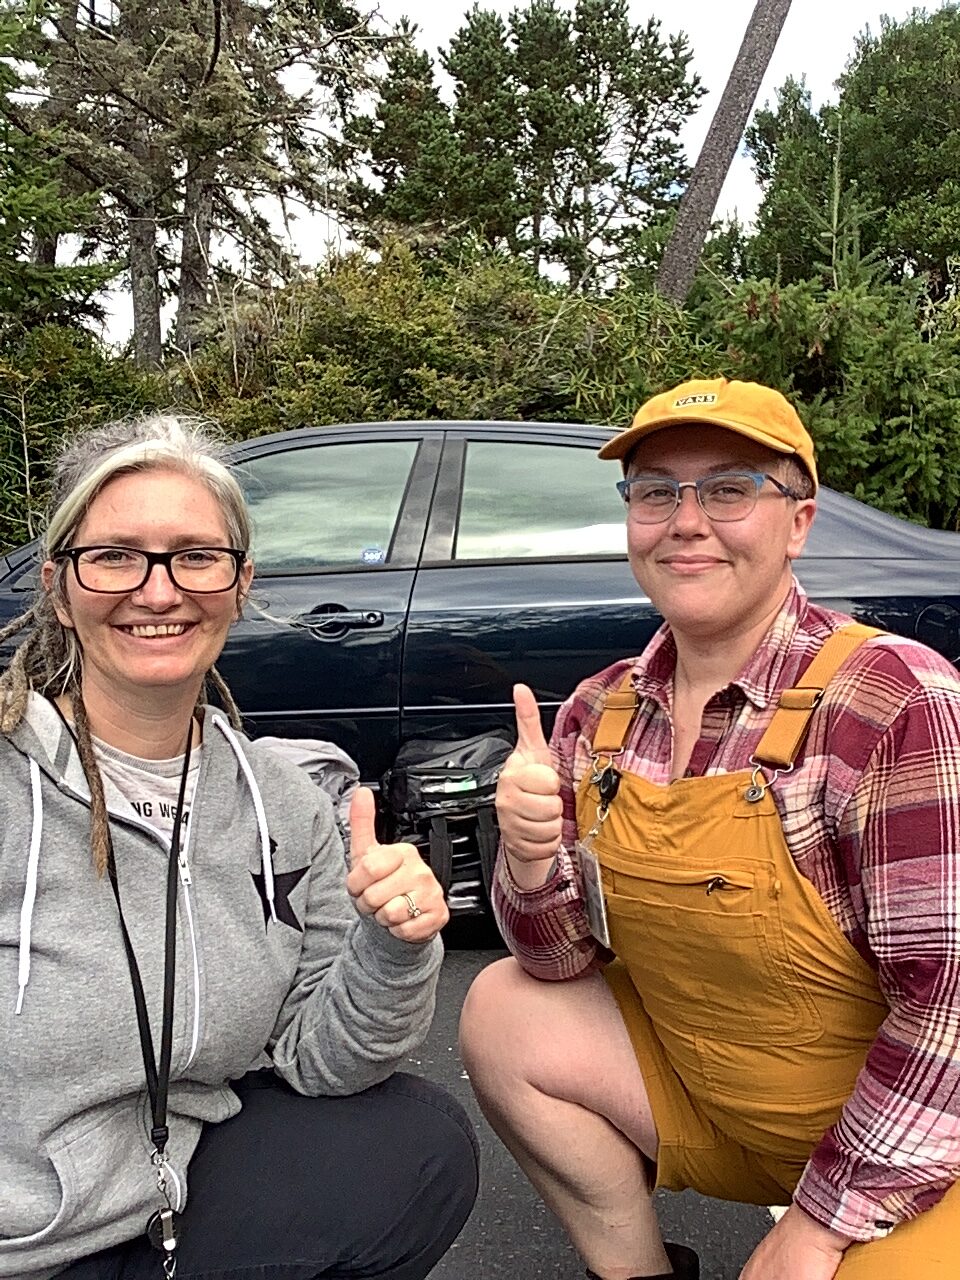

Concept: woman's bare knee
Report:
left=459, top=957, right=658, bottom=1156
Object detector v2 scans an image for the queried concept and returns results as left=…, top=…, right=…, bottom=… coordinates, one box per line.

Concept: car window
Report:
left=236, top=439, right=419, bottom=571
left=455, top=441, right=626, bottom=559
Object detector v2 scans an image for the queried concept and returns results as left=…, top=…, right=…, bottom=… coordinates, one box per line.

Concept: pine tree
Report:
left=510, top=0, right=579, bottom=274
left=0, top=6, right=115, bottom=339
left=339, top=0, right=702, bottom=286
left=5, top=0, right=382, bottom=366
left=550, top=0, right=702, bottom=285
left=341, top=20, right=458, bottom=240
left=442, top=6, right=523, bottom=249
left=746, top=6, right=960, bottom=294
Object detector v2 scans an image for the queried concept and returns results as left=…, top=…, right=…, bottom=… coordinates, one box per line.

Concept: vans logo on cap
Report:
left=674, top=393, right=718, bottom=407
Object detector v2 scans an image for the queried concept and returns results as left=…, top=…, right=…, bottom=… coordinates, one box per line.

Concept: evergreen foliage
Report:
left=0, top=326, right=163, bottom=547
left=2, top=3, right=960, bottom=549
left=344, top=0, right=703, bottom=283
left=0, top=6, right=116, bottom=336
left=176, top=242, right=595, bottom=435
left=4, top=0, right=383, bottom=366
left=696, top=273, right=960, bottom=528
left=0, top=128, right=116, bottom=336
left=342, top=21, right=458, bottom=237
left=747, top=5, right=960, bottom=291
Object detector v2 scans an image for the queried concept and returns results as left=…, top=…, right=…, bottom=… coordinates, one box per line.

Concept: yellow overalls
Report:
left=576, top=625, right=958, bottom=1277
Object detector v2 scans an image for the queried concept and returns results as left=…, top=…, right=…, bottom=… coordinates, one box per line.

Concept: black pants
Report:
left=57, top=1071, right=479, bottom=1280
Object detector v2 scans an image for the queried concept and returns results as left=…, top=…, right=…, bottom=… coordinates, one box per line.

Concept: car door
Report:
left=220, top=426, right=440, bottom=781
left=402, top=425, right=660, bottom=745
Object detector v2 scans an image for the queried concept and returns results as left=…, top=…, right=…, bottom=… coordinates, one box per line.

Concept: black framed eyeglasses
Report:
left=616, top=470, right=805, bottom=524
left=54, top=546, right=247, bottom=594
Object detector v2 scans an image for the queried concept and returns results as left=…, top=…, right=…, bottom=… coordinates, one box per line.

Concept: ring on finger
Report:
left=402, top=892, right=423, bottom=920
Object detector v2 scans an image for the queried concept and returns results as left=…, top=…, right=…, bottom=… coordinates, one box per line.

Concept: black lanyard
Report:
left=103, top=720, right=194, bottom=1276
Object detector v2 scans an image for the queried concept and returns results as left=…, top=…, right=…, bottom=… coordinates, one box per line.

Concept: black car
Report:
left=3, top=419, right=960, bottom=911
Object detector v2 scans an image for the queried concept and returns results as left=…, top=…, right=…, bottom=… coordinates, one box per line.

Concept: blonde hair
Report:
left=0, top=413, right=248, bottom=874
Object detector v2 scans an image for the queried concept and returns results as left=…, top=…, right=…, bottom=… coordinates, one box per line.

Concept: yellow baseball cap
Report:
left=598, top=376, right=818, bottom=490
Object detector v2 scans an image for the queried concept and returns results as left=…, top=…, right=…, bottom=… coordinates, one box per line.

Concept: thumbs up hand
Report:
left=496, top=684, right=564, bottom=865
left=346, top=787, right=448, bottom=941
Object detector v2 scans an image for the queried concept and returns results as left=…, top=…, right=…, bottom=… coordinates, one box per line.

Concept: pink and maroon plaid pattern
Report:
left=492, top=581, right=960, bottom=1241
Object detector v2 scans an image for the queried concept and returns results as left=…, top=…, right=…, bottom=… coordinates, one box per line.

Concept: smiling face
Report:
left=42, top=467, right=253, bottom=712
left=624, top=424, right=816, bottom=647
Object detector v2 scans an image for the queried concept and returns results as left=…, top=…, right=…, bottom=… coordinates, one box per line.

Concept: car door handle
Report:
left=294, top=606, right=385, bottom=637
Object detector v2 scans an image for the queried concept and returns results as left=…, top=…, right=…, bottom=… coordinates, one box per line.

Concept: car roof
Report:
left=225, top=419, right=618, bottom=457
left=5, top=419, right=960, bottom=564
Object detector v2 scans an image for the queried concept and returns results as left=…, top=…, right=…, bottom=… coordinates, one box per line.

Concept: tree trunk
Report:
left=174, top=167, right=214, bottom=353
left=530, top=196, right=545, bottom=276
left=128, top=207, right=162, bottom=368
left=656, top=0, right=793, bottom=306
left=126, top=115, right=163, bottom=369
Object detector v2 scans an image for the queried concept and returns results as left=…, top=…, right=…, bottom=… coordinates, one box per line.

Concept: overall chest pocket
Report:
left=600, top=858, right=822, bottom=1047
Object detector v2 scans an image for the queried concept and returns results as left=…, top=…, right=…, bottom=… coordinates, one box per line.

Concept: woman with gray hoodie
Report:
left=0, top=415, right=478, bottom=1280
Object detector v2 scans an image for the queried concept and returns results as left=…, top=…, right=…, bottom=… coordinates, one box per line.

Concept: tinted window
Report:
left=236, top=440, right=419, bottom=571
left=455, top=441, right=626, bottom=560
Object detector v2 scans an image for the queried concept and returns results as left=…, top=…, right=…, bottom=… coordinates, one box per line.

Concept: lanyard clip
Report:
left=152, top=1151, right=174, bottom=1206
left=158, top=1207, right=177, bottom=1252
left=589, top=753, right=622, bottom=828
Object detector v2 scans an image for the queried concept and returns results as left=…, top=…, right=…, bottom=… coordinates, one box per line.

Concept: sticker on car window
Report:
left=361, top=546, right=385, bottom=565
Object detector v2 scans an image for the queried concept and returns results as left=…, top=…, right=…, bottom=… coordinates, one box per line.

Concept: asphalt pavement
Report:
left=417, top=926, right=773, bottom=1280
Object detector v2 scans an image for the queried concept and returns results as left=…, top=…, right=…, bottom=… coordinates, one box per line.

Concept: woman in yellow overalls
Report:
left=459, top=378, right=960, bottom=1280
left=583, top=625, right=959, bottom=1279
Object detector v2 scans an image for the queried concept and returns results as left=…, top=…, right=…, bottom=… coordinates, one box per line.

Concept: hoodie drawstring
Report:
left=16, top=759, right=43, bottom=1014
left=213, top=715, right=277, bottom=924
left=13, top=719, right=279, bottom=1013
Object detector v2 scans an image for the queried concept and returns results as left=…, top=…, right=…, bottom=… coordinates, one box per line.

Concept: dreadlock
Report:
left=0, top=413, right=249, bottom=875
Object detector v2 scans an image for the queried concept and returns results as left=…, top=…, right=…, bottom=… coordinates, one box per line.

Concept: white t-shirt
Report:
left=93, top=738, right=202, bottom=843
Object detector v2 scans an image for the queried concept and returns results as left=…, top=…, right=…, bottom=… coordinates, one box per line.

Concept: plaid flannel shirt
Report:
left=492, top=580, right=960, bottom=1242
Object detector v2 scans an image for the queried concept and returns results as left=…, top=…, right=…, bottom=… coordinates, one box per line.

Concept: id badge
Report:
left=576, top=838, right=611, bottom=948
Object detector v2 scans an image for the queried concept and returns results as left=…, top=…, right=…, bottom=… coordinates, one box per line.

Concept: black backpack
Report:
left=381, top=731, right=514, bottom=896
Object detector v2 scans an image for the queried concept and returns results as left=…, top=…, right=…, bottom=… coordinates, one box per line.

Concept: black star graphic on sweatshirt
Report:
left=250, top=863, right=309, bottom=931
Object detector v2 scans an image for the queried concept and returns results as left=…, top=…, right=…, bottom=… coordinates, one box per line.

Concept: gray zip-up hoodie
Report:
left=0, top=694, right=443, bottom=1279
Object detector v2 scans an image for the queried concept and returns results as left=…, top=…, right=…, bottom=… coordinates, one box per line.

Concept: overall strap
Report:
left=753, top=623, right=883, bottom=769
left=592, top=673, right=641, bottom=755
left=590, top=623, right=884, bottom=763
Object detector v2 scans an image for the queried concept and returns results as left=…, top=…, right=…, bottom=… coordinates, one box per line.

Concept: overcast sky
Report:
left=368, top=0, right=935, bottom=228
